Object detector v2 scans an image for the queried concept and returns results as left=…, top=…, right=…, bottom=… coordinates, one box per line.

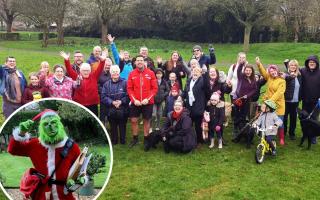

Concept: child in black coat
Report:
left=206, top=92, right=225, bottom=149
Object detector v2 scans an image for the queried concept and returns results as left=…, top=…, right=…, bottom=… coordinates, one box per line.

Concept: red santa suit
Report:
left=8, top=128, right=80, bottom=200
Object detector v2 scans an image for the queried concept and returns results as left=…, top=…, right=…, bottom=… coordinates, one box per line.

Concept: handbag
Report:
left=20, top=168, right=47, bottom=199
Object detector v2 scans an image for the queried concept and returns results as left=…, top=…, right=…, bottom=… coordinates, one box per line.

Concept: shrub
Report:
left=0, top=33, right=20, bottom=41
left=38, top=32, right=57, bottom=40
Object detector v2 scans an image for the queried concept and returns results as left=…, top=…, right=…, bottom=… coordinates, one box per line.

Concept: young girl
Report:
left=164, top=84, right=180, bottom=117
left=252, top=100, right=283, bottom=155
left=206, top=92, right=225, bottom=149
left=38, top=61, right=52, bottom=87
left=22, top=72, right=50, bottom=104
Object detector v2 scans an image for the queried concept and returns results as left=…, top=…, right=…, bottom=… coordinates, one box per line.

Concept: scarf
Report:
left=210, top=78, right=216, bottom=90
left=4, top=66, right=19, bottom=100
left=172, top=109, right=183, bottom=120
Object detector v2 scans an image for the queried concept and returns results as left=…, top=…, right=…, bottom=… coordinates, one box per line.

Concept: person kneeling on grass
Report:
left=251, top=100, right=283, bottom=155
left=161, top=100, right=197, bottom=153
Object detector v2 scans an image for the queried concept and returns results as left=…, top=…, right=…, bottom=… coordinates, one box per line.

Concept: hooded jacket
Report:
left=257, top=63, right=286, bottom=115
left=162, top=109, right=197, bottom=153
left=154, top=69, right=170, bottom=104
left=301, top=55, right=320, bottom=103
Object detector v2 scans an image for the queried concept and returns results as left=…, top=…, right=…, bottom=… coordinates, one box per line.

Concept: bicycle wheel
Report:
left=255, top=144, right=265, bottom=164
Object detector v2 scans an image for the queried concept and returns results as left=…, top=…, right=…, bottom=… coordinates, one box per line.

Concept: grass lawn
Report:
left=1, top=37, right=320, bottom=199
left=0, top=144, right=110, bottom=188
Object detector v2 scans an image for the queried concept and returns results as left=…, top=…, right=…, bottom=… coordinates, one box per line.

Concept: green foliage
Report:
left=86, top=151, right=106, bottom=180
left=38, top=32, right=57, bottom=40
left=0, top=32, right=20, bottom=41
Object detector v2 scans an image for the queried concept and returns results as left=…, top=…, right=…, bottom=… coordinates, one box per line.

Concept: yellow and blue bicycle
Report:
left=255, top=126, right=276, bottom=164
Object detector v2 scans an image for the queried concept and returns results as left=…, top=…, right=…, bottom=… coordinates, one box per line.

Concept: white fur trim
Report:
left=82, top=175, right=90, bottom=186
left=47, top=145, right=59, bottom=200
left=12, top=127, right=30, bottom=142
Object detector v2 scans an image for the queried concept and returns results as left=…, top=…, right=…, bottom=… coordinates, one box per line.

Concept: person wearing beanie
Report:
left=8, top=109, right=86, bottom=199
left=165, top=84, right=181, bottom=116
left=256, top=57, right=286, bottom=146
left=300, top=55, right=320, bottom=144
left=160, top=100, right=197, bottom=153
left=60, top=51, right=107, bottom=116
left=189, top=44, right=216, bottom=73
left=152, top=68, right=170, bottom=131
left=205, top=92, right=225, bottom=149
left=282, top=59, right=301, bottom=140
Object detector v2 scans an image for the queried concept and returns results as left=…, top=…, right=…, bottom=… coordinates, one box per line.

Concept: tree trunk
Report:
left=6, top=15, right=14, bottom=32
left=101, top=21, right=108, bottom=45
left=243, top=24, right=252, bottom=53
left=57, top=20, right=64, bottom=46
left=42, top=24, right=49, bottom=48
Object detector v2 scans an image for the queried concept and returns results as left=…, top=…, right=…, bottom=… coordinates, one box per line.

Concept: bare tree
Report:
left=95, top=0, right=128, bottom=44
left=53, top=0, right=69, bottom=45
left=18, top=0, right=56, bottom=47
left=214, top=0, right=275, bottom=52
left=0, top=0, right=19, bottom=32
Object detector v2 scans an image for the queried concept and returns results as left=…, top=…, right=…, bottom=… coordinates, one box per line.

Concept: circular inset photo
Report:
left=0, top=98, right=113, bottom=200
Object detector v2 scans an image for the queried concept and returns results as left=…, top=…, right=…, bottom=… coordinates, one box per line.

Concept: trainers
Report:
left=218, top=139, right=222, bottom=149
left=129, top=138, right=138, bottom=148
left=209, top=138, right=214, bottom=149
left=272, top=150, right=277, bottom=156
left=312, top=137, right=317, bottom=144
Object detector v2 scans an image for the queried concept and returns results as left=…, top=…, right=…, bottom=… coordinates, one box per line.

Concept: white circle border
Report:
left=0, top=97, right=114, bottom=200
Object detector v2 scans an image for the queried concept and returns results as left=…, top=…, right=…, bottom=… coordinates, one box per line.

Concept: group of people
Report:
left=1, top=34, right=319, bottom=154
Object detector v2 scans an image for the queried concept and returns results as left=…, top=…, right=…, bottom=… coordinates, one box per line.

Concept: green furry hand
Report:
left=19, top=120, right=34, bottom=132
left=66, top=179, right=75, bottom=188
left=76, top=176, right=85, bottom=185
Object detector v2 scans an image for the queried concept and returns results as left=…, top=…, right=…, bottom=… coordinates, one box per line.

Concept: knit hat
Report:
left=171, top=84, right=179, bottom=93
left=210, top=92, right=220, bottom=101
left=32, top=109, right=59, bottom=121
left=193, top=45, right=202, bottom=52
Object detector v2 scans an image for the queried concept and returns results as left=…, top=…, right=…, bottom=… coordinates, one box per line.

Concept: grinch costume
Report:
left=8, top=109, right=82, bottom=200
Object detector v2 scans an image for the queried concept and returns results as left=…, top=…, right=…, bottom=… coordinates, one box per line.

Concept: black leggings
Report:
left=191, top=116, right=203, bottom=144
left=284, top=102, right=299, bottom=136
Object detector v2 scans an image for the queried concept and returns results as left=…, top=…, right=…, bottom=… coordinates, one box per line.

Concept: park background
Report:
left=1, top=0, right=320, bottom=199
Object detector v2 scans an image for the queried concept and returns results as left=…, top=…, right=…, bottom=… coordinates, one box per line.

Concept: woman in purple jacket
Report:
left=232, top=64, right=257, bottom=145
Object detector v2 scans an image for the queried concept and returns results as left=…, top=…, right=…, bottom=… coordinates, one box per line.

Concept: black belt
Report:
left=48, top=179, right=66, bottom=186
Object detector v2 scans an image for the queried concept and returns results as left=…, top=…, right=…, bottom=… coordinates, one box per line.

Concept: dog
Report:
left=297, top=108, right=320, bottom=149
left=224, top=101, right=232, bottom=127
left=148, top=130, right=163, bottom=148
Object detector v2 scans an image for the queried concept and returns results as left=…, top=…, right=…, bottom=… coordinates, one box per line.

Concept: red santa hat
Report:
left=32, top=109, right=59, bottom=121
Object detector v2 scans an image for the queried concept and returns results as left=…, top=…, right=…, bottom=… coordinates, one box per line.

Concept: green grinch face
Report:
left=42, top=117, right=59, bottom=137
left=39, top=115, right=66, bottom=144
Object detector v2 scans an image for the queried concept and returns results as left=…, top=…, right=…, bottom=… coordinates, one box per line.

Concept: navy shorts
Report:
left=130, top=104, right=153, bottom=119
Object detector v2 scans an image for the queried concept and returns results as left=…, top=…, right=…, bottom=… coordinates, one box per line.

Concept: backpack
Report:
left=0, top=68, right=7, bottom=95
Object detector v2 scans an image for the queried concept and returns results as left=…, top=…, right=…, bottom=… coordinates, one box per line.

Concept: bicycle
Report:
left=254, top=126, right=277, bottom=164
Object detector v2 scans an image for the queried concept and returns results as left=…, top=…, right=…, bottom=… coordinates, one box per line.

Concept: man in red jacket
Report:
left=127, top=55, right=158, bottom=151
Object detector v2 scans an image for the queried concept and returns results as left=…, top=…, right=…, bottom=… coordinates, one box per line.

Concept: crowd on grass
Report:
left=1, top=34, right=320, bottom=154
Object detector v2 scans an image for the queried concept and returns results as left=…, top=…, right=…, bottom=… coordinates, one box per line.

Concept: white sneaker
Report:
left=218, top=139, right=222, bottom=149
left=149, top=128, right=153, bottom=133
left=209, top=138, right=214, bottom=149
